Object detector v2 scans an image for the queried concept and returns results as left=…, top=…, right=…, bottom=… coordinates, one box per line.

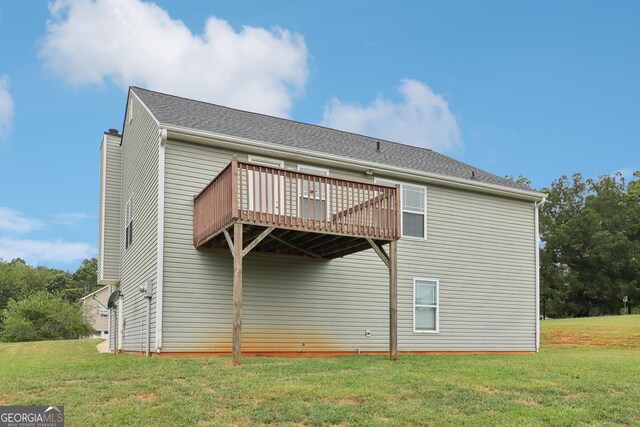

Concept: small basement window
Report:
left=414, top=278, right=439, bottom=333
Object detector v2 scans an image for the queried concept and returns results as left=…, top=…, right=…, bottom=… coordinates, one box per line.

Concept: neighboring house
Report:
left=81, top=285, right=110, bottom=338
left=99, top=87, right=546, bottom=363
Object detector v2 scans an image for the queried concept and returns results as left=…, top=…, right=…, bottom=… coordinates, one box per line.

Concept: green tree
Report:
left=46, top=272, right=84, bottom=302
left=0, top=291, right=95, bottom=342
left=73, top=258, right=99, bottom=295
left=0, top=258, right=58, bottom=315
left=540, top=172, right=640, bottom=317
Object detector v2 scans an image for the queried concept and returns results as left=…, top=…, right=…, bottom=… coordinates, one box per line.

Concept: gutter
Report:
left=534, top=197, right=546, bottom=352
left=155, top=128, right=167, bottom=352
left=162, top=125, right=546, bottom=202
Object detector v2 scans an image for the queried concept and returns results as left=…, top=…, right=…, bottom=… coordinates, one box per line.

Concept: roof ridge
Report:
left=131, top=86, right=439, bottom=153
left=130, top=86, right=529, bottom=191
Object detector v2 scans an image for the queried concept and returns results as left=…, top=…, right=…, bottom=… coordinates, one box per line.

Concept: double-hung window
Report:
left=402, top=185, right=426, bottom=238
left=125, top=197, right=133, bottom=249
left=375, top=179, right=427, bottom=239
left=414, top=278, right=439, bottom=332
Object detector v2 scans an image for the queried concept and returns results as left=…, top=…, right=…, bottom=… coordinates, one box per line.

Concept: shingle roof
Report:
left=131, top=87, right=528, bottom=191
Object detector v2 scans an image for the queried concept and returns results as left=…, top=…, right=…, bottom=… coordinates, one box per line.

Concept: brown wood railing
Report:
left=194, top=157, right=400, bottom=247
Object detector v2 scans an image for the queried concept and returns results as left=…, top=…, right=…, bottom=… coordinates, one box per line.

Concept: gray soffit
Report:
left=131, top=86, right=529, bottom=191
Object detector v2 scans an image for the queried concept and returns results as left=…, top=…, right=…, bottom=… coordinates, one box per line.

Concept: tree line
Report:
left=537, top=171, right=639, bottom=318
left=0, top=258, right=99, bottom=342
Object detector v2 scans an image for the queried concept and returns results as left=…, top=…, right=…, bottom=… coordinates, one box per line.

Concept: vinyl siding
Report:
left=82, top=287, right=109, bottom=333
left=162, top=139, right=536, bottom=353
left=118, top=93, right=159, bottom=352
left=98, top=134, right=122, bottom=281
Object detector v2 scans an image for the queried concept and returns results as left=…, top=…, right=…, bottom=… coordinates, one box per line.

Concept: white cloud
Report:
left=0, top=207, right=95, bottom=266
left=40, top=0, right=308, bottom=117
left=0, top=74, right=13, bottom=138
left=0, top=237, right=95, bottom=265
left=51, top=212, right=91, bottom=227
left=0, top=207, right=44, bottom=234
left=321, top=78, right=462, bottom=152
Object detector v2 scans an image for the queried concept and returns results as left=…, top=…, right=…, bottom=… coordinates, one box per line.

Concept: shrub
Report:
left=0, top=291, right=95, bottom=342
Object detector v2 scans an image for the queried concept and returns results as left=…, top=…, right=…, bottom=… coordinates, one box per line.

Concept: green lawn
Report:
left=1, top=316, right=639, bottom=426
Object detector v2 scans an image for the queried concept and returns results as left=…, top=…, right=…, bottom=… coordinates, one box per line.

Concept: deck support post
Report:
left=232, top=222, right=243, bottom=366
left=389, top=240, right=398, bottom=361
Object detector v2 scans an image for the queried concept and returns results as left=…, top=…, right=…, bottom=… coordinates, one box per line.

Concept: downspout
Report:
left=534, top=196, right=546, bottom=352
left=155, top=128, right=167, bottom=352
left=117, top=294, right=124, bottom=351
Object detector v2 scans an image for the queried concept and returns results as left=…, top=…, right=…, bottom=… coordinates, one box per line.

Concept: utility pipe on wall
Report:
left=140, top=280, right=153, bottom=357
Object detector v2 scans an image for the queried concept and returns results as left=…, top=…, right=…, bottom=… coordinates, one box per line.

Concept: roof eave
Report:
left=80, top=285, right=110, bottom=300
left=162, top=124, right=546, bottom=202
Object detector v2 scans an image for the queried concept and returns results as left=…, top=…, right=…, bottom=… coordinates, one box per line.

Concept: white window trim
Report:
left=413, top=277, right=439, bottom=333
left=128, top=99, right=134, bottom=124
left=297, top=164, right=330, bottom=219
left=247, top=156, right=285, bottom=214
left=374, top=178, right=428, bottom=240
left=125, top=195, right=134, bottom=250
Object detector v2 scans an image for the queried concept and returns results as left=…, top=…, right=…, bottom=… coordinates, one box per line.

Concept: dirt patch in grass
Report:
left=541, top=316, right=640, bottom=348
left=133, top=392, right=156, bottom=400
left=336, top=396, right=364, bottom=405
left=544, top=331, right=640, bottom=348
left=514, top=398, right=541, bottom=406
left=475, top=385, right=499, bottom=395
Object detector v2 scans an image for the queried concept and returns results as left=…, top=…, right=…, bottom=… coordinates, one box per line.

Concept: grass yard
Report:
left=0, top=316, right=639, bottom=426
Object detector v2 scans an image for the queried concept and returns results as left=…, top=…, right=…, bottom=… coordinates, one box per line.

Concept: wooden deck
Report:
left=193, top=158, right=401, bottom=365
left=193, top=157, right=401, bottom=259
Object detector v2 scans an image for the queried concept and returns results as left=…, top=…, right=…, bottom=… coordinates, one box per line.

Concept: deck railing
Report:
left=194, top=158, right=400, bottom=247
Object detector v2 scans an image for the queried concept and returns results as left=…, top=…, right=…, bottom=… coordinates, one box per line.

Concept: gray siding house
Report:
left=81, top=285, right=110, bottom=338
left=99, top=87, right=545, bottom=362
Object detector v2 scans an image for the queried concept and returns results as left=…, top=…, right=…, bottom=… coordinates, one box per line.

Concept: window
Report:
left=128, top=99, right=134, bottom=123
left=375, top=179, right=427, bottom=239
left=125, top=197, right=133, bottom=249
left=402, top=185, right=426, bottom=238
left=414, top=278, right=439, bottom=332
left=100, top=305, right=108, bottom=317
left=297, top=165, right=329, bottom=221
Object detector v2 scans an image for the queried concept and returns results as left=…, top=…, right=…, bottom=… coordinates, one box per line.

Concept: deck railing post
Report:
left=232, top=222, right=243, bottom=366
left=231, top=156, right=239, bottom=220
left=389, top=239, right=398, bottom=361
left=395, top=184, right=401, bottom=239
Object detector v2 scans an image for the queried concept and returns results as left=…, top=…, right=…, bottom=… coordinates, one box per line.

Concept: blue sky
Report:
left=0, top=0, right=638, bottom=270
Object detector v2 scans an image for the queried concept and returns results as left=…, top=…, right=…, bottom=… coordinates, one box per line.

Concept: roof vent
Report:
left=376, top=141, right=381, bottom=152
left=107, top=128, right=119, bottom=135
left=471, top=170, right=476, bottom=179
